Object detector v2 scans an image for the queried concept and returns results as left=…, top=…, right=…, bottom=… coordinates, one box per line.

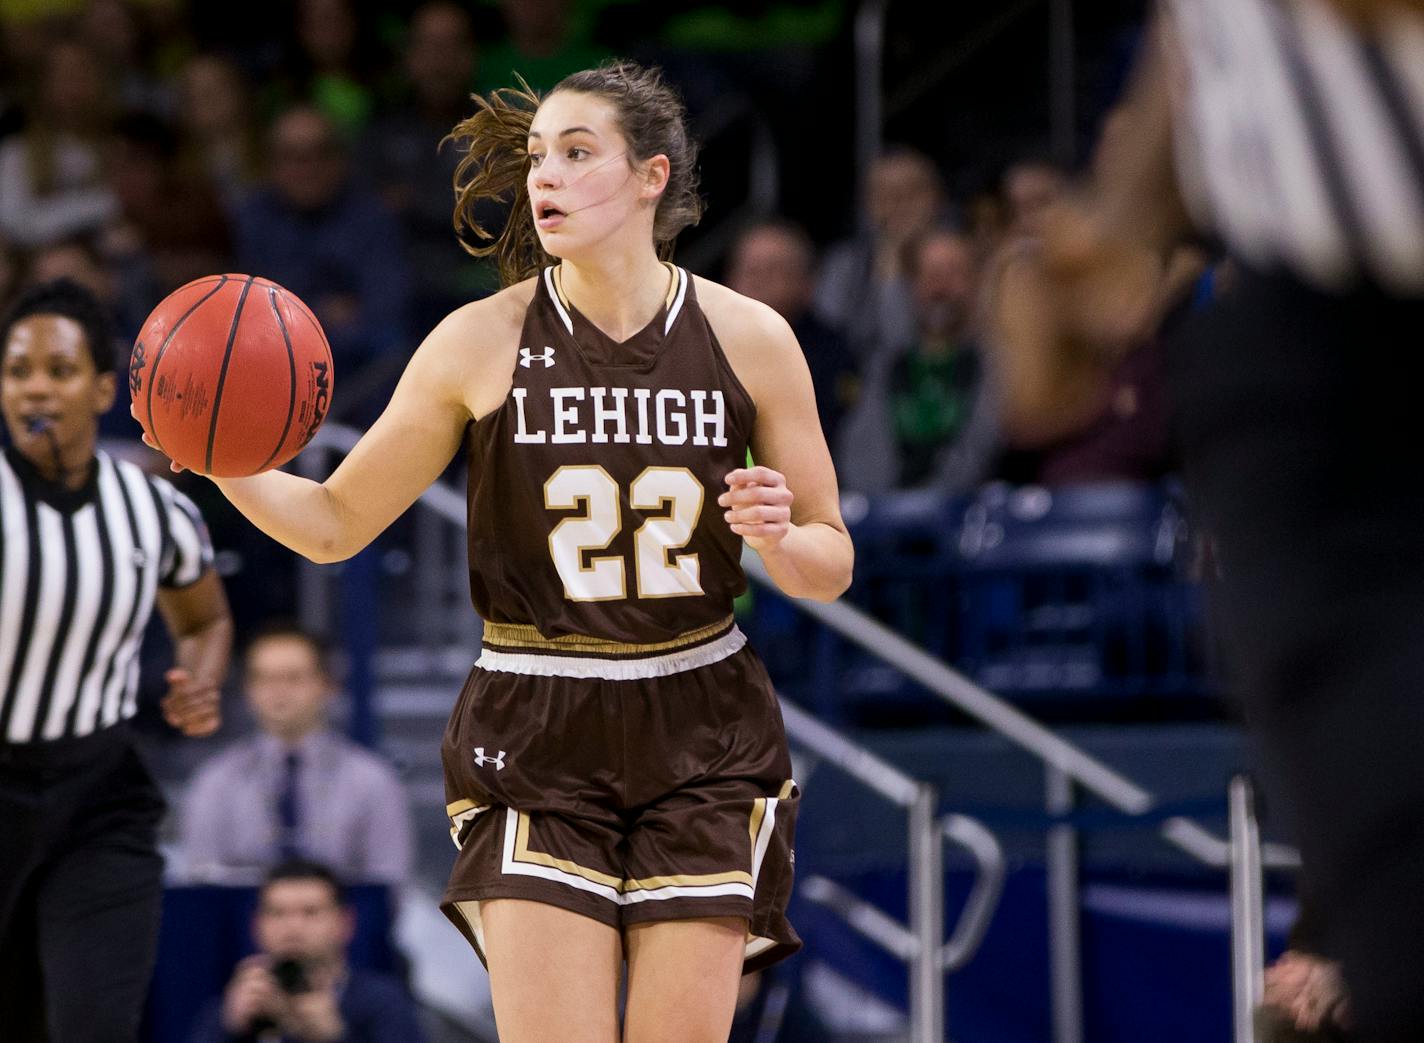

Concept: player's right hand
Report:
left=129, top=403, right=186, bottom=473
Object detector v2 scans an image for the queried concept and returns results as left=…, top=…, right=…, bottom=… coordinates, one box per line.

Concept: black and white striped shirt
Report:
left=1169, top=0, right=1424, bottom=294
left=0, top=447, right=213, bottom=744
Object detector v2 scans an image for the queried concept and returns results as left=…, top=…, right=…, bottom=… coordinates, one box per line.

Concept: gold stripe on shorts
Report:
left=480, top=615, right=734, bottom=657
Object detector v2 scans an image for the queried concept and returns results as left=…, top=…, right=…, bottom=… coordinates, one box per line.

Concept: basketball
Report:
left=129, top=274, right=334, bottom=477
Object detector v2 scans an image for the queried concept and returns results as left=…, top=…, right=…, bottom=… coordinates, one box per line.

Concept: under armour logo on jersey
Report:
left=519, top=347, right=556, bottom=369
left=473, top=747, right=506, bottom=771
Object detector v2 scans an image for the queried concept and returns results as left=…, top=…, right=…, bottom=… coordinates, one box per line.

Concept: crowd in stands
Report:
left=0, top=0, right=1201, bottom=503
left=1, top=3, right=1235, bottom=1038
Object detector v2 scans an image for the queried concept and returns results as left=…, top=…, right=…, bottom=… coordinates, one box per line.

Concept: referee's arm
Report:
left=155, top=570, right=233, bottom=737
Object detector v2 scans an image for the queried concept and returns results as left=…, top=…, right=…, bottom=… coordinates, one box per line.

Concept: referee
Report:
left=990, top=1, right=1424, bottom=1038
left=0, top=279, right=233, bottom=1042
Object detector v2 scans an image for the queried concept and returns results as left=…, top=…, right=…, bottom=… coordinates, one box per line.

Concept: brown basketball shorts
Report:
left=439, top=617, right=801, bottom=973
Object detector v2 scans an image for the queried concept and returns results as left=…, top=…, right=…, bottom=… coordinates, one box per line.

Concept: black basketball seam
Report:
left=287, top=296, right=335, bottom=414
left=204, top=275, right=255, bottom=474
left=257, top=288, right=299, bottom=474
left=144, top=276, right=229, bottom=458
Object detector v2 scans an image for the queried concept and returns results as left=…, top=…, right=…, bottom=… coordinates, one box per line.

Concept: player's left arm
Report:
left=712, top=289, right=853, bottom=602
left=155, top=569, right=234, bottom=737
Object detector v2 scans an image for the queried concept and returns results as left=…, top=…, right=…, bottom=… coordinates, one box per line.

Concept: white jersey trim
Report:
left=475, top=625, right=746, bottom=680
left=542, top=266, right=574, bottom=335
left=664, top=266, right=689, bottom=334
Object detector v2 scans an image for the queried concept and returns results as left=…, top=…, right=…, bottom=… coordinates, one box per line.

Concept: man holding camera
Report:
left=189, top=860, right=423, bottom=1043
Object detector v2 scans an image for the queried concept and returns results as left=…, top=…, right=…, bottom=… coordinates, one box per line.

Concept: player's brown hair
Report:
left=447, top=60, right=703, bottom=288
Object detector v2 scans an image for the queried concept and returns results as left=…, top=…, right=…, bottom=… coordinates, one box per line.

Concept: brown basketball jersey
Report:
left=465, top=264, right=755, bottom=646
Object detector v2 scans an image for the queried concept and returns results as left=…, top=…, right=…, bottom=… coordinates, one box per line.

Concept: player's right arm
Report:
left=193, top=293, right=518, bottom=563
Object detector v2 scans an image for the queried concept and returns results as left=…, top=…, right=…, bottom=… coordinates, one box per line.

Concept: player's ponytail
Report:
left=447, top=76, right=549, bottom=289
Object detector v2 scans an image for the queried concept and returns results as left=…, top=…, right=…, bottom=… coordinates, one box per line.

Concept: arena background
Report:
left=0, top=1, right=1295, bottom=1040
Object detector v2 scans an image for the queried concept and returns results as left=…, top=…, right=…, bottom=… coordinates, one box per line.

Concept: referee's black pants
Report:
left=1171, top=266, right=1424, bottom=1043
left=0, top=726, right=166, bottom=1043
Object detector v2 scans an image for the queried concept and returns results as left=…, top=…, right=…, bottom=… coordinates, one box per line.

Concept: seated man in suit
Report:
left=180, top=622, right=413, bottom=885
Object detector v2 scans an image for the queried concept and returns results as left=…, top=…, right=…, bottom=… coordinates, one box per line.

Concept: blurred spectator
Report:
left=79, top=0, right=174, bottom=117
left=837, top=228, right=998, bottom=493
left=177, top=53, right=263, bottom=210
left=726, top=217, right=857, bottom=444
left=966, top=153, right=1071, bottom=254
left=996, top=338, right=1173, bottom=485
left=813, top=146, right=947, bottom=361
left=475, top=0, right=612, bottom=95
left=0, top=40, right=117, bottom=248
left=106, top=111, right=232, bottom=296
left=996, top=246, right=1202, bottom=485
left=999, top=155, right=1068, bottom=239
left=363, top=1, right=497, bottom=329
left=233, top=104, right=411, bottom=418
left=22, top=237, right=148, bottom=441
left=188, top=859, right=424, bottom=1043
left=269, top=0, right=385, bottom=138
left=180, top=623, right=414, bottom=886
left=25, top=235, right=153, bottom=342
left=25, top=238, right=113, bottom=304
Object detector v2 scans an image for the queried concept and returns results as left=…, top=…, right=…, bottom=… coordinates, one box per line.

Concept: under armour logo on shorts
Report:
left=519, top=347, right=556, bottom=368
left=473, top=747, right=507, bottom=771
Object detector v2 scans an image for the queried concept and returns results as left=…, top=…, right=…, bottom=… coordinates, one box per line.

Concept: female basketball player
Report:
left=145, top=61, right=852, bottom=1042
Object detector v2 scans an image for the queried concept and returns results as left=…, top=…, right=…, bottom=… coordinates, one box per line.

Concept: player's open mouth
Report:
left=537, top=203, right=566, bottom=229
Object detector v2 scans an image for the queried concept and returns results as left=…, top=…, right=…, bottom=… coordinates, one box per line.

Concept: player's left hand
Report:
left=719, top=467, right=793, bottom=552
left=161, top=667, right=221, bottom=737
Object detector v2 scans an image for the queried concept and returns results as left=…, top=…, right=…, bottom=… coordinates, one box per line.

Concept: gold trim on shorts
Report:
left=446, top=780, right=798, bottom=902
left=480, top=614, right=734, bottom=657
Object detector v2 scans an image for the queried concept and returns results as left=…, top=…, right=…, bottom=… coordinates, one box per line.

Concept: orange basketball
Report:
left=129, top=274, right=334, bottom=477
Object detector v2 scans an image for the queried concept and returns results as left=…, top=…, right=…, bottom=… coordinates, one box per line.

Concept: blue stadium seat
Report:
left=743, top=480, right=1212, bottom=722
left=953, top=482, right=1204, bottom=701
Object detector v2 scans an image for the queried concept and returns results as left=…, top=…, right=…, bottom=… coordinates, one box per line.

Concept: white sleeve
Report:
left=155, top=480, right=215, bottom=588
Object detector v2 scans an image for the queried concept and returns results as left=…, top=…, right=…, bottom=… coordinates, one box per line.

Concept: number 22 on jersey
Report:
left=544, top=465, right=705, bottom=601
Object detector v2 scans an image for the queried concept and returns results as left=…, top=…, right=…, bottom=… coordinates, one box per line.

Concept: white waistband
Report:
left=475, top=626, right=746, bottom=680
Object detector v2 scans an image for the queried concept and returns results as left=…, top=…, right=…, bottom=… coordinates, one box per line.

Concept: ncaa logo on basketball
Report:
left=299, top=361, right=331, bottom=448
left=519, top=347, right=555, bottom=369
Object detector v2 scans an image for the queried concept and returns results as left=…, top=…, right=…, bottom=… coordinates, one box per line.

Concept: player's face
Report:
left=526, top=91, right=656, bottom=258
left=244, top=637, right=331, bottom=741
left=0, top=314, right=114, bottom=472
left=254, top=879, right=353, bottom=964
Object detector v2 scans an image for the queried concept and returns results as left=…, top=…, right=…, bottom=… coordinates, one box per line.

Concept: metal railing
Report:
left=781, top=698, right=1006, bottom=1043
left=741, top=552, right=1299, bottom=1043
left=1229, top=776, right=1267, bottom=1043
